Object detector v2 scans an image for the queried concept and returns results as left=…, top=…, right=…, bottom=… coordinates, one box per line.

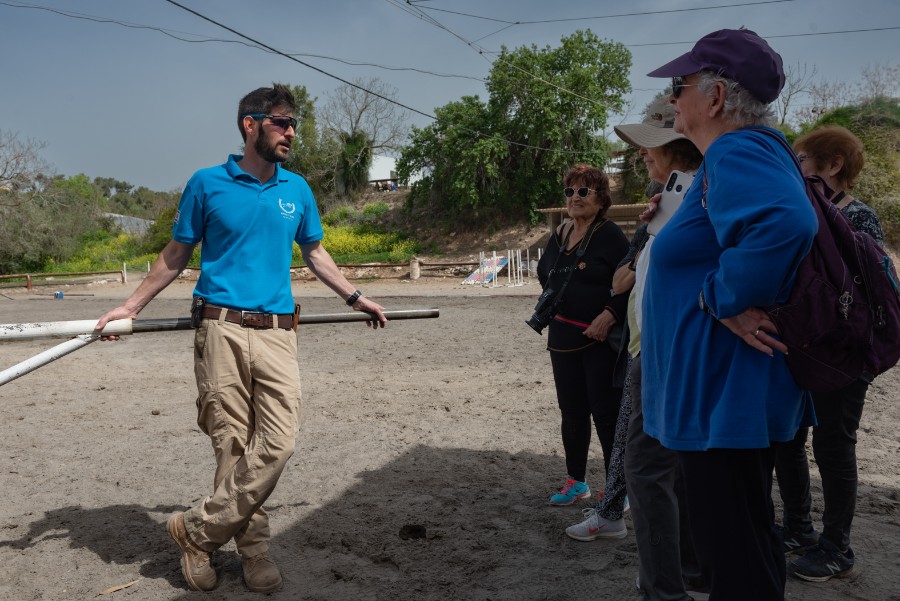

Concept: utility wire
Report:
left=623, top=25, right=900, bottom=47
left=163, top=0, right=594, bottom=156
left=0, top=0, right=484, bottom=82
left=390, top=0, right=617, bottom=111
left=412, top=0, right=797, bottom=25
left=391, top=0, right=899, bottom=112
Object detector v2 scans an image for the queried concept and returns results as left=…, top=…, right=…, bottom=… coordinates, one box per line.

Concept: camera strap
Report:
left=547, top=216, right=603, bottom=314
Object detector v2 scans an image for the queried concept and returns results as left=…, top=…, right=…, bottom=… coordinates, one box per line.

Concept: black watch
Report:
left=346, top=290, right=362, bottom=306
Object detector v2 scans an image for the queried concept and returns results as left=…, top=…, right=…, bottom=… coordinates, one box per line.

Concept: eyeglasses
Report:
left=242, top=113, right=298, bottom=131
left=671, top=76, right=700, bottom=99
left=564, top=187, right=596, bottom=198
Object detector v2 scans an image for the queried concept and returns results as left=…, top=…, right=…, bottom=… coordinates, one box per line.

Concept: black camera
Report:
left=525, top=287, right=560, bottom=334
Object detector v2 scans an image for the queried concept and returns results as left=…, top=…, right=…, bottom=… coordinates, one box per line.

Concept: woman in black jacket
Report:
left=537, top=163, right=629, bottom=506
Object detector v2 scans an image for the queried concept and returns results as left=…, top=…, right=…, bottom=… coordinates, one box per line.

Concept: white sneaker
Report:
left=565, top=508, right=627, bottom=541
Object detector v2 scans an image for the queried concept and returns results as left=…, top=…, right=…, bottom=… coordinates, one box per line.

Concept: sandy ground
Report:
left=0, top=276, right=898, bottom=601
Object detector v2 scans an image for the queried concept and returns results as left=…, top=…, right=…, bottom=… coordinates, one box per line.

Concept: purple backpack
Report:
left=758, top=129, right=900, bottom=392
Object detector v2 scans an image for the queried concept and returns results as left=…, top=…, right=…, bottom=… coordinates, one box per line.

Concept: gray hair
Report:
left=697, top=71, right=775, bottom=128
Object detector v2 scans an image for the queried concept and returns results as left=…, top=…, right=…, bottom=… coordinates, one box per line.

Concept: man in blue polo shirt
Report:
left=96, top=84, right=387, bottom=593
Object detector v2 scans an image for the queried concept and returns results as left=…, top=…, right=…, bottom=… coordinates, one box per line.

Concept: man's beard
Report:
left=254, top=130, right=288, bottom=163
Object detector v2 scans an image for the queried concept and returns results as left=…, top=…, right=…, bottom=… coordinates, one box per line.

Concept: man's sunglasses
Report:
left=564, top=187, right=596, bottom=198
left=242, top=113, right=298, bottom=131
left=671, top=76, right=699, bottom=99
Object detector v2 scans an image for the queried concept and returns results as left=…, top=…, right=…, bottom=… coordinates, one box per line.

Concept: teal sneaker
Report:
left=549, top=477, right=590, bottom=506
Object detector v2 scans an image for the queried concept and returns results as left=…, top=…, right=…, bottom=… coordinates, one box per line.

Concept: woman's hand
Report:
left=640, top=192, right=661, bottom=222
left=583, top=309, right=616, bottom=341
left=612, top=253, right=638, bottom=295
left=719, top=306, right=787, bottom=356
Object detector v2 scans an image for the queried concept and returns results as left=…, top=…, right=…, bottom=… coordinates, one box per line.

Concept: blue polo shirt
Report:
left=172, top=155, right=323, bottom=314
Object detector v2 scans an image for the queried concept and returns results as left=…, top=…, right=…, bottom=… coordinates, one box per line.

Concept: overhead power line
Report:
left=625, top=25, right=900, bottom=47
left=0, top=1, right=484, bottom=82
left=412, top=0, right=798, bottom=25
left=161, top=0, right=435, bottom=121
left=162, top=0, right=594, bottom=156
left=386, top=0, right=618, bottom=111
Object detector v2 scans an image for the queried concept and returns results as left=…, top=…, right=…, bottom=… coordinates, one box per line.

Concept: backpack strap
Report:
left=749, top=127, right=835, bottom=199
left=700, top=128, right=836, bottom=209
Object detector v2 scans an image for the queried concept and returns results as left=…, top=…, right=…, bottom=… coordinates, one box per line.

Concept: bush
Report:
left=291, top=224, right=419, bottom=264
left=321, top=205, right=354, bottom=226
left=322, top=202, right=392, bottom=227
left=362, top=202, right=390, bottom=219
left=871, top=195, right=900, bottom=248
left=142, top=206, right=177, bottom=253
left=49, top=231, right=143, bottom=272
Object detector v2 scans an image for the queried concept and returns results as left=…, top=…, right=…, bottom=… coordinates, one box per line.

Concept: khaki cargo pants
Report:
left=183, top=318, right=301, bottom=558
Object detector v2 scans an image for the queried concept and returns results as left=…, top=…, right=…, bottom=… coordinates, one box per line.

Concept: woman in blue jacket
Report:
left=642, top=29, right=817, bottom=601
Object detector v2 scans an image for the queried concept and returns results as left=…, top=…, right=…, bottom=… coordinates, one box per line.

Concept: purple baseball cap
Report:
left=646, top=29, right=785, bottom=103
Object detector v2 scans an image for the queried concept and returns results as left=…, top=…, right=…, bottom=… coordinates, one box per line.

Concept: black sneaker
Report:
left=782, top=528, right=819, bottom=555
left=790, top=538, right=855, bottom=582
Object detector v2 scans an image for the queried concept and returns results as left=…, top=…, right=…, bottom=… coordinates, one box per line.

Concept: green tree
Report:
left=398, top=30, right=631, bottom=223
left=323, top=77, right=408, bottom=199
left=0, top=174, right=107, bottom=273
left=141, top=205, right=178, bottom=254
left=282, top=84, right=335, bottom=197
left=334, top=130, right=372, bottom=196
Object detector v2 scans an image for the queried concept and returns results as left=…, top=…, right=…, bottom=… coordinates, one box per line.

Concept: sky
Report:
left=1, top=0, right=898, bottom=193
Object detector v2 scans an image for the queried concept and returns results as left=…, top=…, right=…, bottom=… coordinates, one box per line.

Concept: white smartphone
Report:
left=648, top=169, right=694, bottom=236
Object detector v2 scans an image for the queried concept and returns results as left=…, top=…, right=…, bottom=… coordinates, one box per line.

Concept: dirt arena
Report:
left=1, top=277, right=898, bottom=600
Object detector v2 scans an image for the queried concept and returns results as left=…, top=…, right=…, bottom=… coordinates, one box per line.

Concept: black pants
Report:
left=774, top=379, right=867, bottom=550
left=625, top=358, right=703, bottom=601
left=678, top=447, right=785, bottom=601
left=550, top=342, right=621, bottom=481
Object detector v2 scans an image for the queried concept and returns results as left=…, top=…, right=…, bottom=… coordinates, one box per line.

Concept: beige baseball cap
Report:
left=613, top=95, right=684, bottom=149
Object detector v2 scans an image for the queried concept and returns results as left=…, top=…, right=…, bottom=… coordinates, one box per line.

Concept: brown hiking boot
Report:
left=242, top=551, right=283, bottom=593
left=166, top=512, right=217, bottom=591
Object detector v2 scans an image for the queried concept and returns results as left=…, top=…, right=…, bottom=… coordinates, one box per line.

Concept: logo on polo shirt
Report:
left=278, top=199, right=296, bottom=220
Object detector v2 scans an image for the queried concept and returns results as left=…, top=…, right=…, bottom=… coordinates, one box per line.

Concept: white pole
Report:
left=0, top=335, right=98, bottom=386
left=147, top=260, right=151, bottom=272
left=491, top=251, right=499, bottom=288
left=507, top=249, right=512, bottom=286
left=123, top=262, right=128, bottom=284
left=0, top=319, right=133, bottom=341
left=478, top=251, right=485, bottom=286
left=516, top=249, right=523, bottom=286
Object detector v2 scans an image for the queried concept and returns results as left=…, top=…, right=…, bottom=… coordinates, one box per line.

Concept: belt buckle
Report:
left=240, top=311, right=275, bottom=329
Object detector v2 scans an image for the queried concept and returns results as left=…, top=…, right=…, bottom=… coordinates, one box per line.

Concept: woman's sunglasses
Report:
left=242, top=113, right=298, bottom=131
left=671, top=76, right=699, bottom=99
left=564, top=187, right=596, bottom=198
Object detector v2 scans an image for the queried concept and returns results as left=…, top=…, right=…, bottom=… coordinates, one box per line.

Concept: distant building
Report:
left=369, top=155, right=396, bottom=182
left=104, top=212, right=153, bottom=235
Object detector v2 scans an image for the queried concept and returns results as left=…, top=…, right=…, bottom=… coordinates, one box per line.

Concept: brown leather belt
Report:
left=201, top=305, right=293, bottom=330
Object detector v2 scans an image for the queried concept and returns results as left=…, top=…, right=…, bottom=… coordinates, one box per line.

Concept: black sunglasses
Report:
left=564, top=187, right=595, bottom=198
left=242, top=113, right=298, bottom=131
left=671, top=76, right=699, bottom=99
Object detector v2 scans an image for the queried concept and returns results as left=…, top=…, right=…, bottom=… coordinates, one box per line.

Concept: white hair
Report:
left=697, top=71, right=775, bottom=128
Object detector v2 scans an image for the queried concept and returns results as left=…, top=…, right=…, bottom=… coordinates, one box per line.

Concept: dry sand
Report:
left=0, top=276, right=898, bottom=600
